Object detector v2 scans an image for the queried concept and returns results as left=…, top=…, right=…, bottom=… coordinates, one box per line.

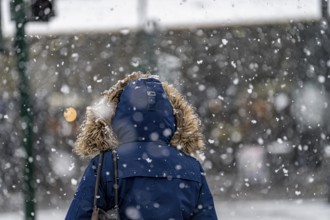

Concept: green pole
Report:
left=12, top=0, right=36, bottom=219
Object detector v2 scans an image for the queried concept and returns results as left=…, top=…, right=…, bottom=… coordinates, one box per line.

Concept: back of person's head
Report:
left=74, top=72, right=205, bottom=160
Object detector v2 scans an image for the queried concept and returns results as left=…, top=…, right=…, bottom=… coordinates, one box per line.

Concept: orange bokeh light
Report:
left=64, top=107, right=77, bottom=122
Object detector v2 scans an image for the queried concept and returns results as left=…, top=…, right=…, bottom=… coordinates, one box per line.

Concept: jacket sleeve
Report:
left=65, top=155, right=107, bottom=220
left=191, top=171, right=218, bottom=220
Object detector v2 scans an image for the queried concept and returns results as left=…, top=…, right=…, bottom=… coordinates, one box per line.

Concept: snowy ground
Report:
left=217, top=199, right=330, bottom=220
left=1, top=199, right=330, bottom=220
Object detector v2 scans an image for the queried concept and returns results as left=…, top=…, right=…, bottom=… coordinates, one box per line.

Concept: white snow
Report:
left=274, top=93, right=290, bottom=112
left=217, top=199, right=330, bottom=220
left=0, top=209, right=66, bottom=220
left=1, top=199, right=330, bottom=220
left=292, top=84, right=327, bottom=127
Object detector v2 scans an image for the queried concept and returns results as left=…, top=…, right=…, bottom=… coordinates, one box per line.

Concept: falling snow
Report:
left=1, top=0, right=330, bottom=219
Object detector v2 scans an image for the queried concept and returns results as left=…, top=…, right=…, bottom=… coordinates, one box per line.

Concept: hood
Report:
left=112, top=77, right=176, bottom=144
left=74, top=72, right=205, bottom=160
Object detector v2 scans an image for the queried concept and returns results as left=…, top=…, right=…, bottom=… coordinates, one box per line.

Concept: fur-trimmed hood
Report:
left=74, top=72, right=205, bottom=160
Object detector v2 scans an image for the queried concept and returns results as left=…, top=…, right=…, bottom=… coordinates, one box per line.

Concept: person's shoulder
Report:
left=89, top=150, right=114, bottom=166
left=169, top=146, right=204, bottom=170
left=171, top=146, right=201, bottom=162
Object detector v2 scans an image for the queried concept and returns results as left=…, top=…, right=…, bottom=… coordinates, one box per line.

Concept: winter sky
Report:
left=1, top=0, right=322, bottom=36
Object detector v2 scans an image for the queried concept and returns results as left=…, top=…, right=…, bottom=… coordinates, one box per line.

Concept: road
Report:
left=0, top=199, right=330, bottom=219
left=216, top=199, right=330, bottom=220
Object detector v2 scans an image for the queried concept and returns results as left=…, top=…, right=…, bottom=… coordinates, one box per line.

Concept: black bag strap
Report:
left=112, top=150, right=119, bottom=208
left=93, top=150, right=119, bottom=211
left=93, top=151, right=104, bottom=212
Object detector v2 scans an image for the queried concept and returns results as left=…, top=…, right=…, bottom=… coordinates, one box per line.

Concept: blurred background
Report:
left=1, top=0, right=330, bottom=219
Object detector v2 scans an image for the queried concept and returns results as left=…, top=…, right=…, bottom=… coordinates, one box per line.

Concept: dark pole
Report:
left=322, top=0, right=329, bottom=20
left=0, top=0, right=3, bottom=52
left=320, top=0, right=330, bottom=204
left=136, top=0, right=159, bottom=73
left=12, top=0, right=36, bottom=219
left=321, top=0, right=330, bottom=97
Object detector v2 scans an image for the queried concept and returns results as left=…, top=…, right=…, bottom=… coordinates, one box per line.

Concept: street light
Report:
left=10, top=0, right=55, bottom=22
left=29, top=0, right=55, bottom=22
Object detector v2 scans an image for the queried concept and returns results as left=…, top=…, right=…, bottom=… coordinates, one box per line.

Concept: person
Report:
left=65, top=72, right=218, bottom=220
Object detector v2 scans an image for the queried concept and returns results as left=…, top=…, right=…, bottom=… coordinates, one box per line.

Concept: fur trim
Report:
left=74, top=72, right=157, bottom=158
left=162, top=82, right=205, bottom=160
left=74, top=72, right=205, bottom=160
left=74, top=96, right=118, bottom=158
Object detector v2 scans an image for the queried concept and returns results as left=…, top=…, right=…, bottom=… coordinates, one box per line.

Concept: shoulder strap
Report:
left=93, top=150, right=119, bottom=210
left=93, top=151, right=104, bottom=211
left=112, top=150, right=119, bottom=208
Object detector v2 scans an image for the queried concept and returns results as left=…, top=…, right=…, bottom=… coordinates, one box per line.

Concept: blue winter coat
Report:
left=65, top=76, right=217, bottom=220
